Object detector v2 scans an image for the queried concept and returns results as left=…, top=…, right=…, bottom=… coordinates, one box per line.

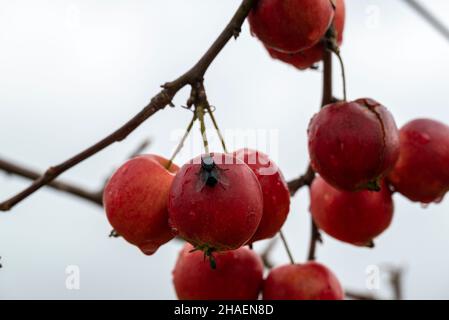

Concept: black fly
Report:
left=196, top=155, right=229, bottom=191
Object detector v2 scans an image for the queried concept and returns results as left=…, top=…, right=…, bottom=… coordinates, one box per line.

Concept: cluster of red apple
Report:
left=249, top=0, right=346, bottom=70
left=102, top=149, right=292, bottom=253
left=103, top=149, right=303, bottom=299
left=102, top=0, right=449, bottom=300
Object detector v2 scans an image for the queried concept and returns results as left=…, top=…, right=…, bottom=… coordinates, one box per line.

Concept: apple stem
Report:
left=279, top=230, right=295, bottom=265
left=166, top=113, right=197, bottom=170
left=334, top=50, right=347, bottom=102
left=197, top=104, right=210, bottom=155
left=206, top=105, right=228, bottom=153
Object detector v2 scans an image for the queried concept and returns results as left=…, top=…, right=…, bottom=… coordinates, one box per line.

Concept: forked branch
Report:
left=0, top=0, right=258, bottom=212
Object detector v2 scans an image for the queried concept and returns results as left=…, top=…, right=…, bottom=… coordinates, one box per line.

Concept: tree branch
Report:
left=0, top=157, right=103, bottom=206
left=307, top=218, right=323, bottom=261
left=403, top=0, right=449, bottom=43
left=0, top=139, right=152, bottom=208
left=306, top=49, right=334, bottom=261
left=0, top=0, right=258, bottom=212
left=287, top=165, right=315, bottom=196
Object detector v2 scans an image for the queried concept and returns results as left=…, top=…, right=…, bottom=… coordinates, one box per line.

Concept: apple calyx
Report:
left=190, top=244, right=217, bottom=270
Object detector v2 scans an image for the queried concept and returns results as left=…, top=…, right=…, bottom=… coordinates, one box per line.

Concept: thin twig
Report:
left=261, top=237, right=278, bottom=269
left=403, top=0, right=449, bottom=43
left=306, top=46, right=334, bottom=262
left=166, top=113, right=197, bottom=170
left=128, top=139, right=152, bottom=159
left=384, top=265, right=404, bottom=300
left=391, top=269, right=403, bottom=300
left=0, top=0, right=258, bottom=212
left=0, top=157, right=102, bottom=206
left=207, top=106, right=228, bottom=153
left=279, top=230, right=295, bottom=264
left=307, top=218, right=322, bottom=261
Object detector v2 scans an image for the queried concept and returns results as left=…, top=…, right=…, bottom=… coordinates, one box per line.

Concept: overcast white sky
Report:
left=0, top=0, right=448, bottom=299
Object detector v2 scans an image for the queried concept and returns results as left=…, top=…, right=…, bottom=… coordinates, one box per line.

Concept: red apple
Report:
left=308, top=98, right=400, bottom=191
left=388, top=119, right=449, bottom=203
left=266, top=0, right=346, bottom=70
left=233, top=148, right=290, bottom=243
left=103, top=155, right=179, bottom=255
left=263, top=262, right=344, bottom=300
left=249, top=0, right=335, bottom=53
left=310, top=176, right=394, bottom=246
left=173, top=243, right=264, bottom=300
left=168, top=153, right=263, bottom=253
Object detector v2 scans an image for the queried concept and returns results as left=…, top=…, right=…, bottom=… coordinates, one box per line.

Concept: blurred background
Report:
left=0, top=0, right=448, bottom=299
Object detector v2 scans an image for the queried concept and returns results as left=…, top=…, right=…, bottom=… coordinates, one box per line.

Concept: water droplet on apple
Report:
left=434, top=196, right=444, bottom=204
left=411, top=131, right=431, bottom=144
left=420, top=203, right=430, bottom=209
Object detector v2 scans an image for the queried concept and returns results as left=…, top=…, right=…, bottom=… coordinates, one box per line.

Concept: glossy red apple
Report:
left=266, top=0, right=346, bottom=70
left=173, top=243, right=264, bottom=300
left=249, top=0, right=335, bottom=53
left=263, top=262, right=344, bottom=300
left=103, top=155, right=179, bottom=255
left=233, top=148, right=290, bottom=243
left=310, top=176, right=394, bottom=246
left=388, top=119, right=449, bottom=203
left=168, top=153, right=263, bottom=253
left=308, top=98, right=400, bottom=191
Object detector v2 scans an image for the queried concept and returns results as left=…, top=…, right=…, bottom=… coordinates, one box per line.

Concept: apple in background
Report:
left=265, top=0, right=346, bottom=70
left=173, top=243, right=264, bottom=300
left=168, top=153, right=263, bottom=253
left=388, top=119, right=449, bottom=204
left=233, top=148, right=290, bottom=243
left=263, top=262, right=344, bottom=300
left=249, top=0, right=335, bottom=53
left=308, top=98, right=400, bottom=191
left=103, top=154, right=178, bottom=255
left=310, top=176, right=394, bottom=247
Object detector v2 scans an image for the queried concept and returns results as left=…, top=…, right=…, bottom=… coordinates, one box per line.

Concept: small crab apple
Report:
left=308, top=98, right=400, bottom=191
left=233, top=148, right=290, bottom=243
left=388, top=119, right=449, bottom=204
left=248, top=0, right=335, bottom=53
left=310, top=176, right=394, bottom=246
left=168, top=153, right=263, bottom=254
left=263, top=262, right=344, bottom=300
left=173, top=244, right=264, bottom=300
left=103, top=155, right=179, bottom=255
left=266, top=0, right=346, bottom=70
